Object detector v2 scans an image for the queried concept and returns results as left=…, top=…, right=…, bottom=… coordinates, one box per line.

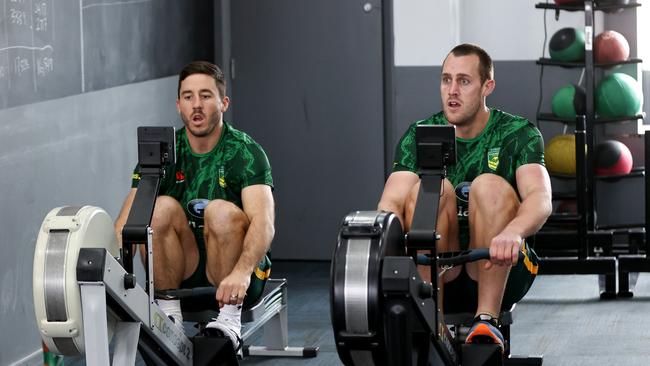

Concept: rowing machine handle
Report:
left=416, top=248, right=525, bottom=267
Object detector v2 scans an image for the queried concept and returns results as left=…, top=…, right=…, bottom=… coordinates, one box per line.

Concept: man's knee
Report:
left=440, top=178, right=456, bottom=208
left=469, top=174, right=518, bottom=211
left=151, top=195, right=185, bottom=229
left=204, top=199, right=249, bottom=235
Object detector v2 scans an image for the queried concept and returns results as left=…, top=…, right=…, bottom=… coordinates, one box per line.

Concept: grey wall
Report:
left=393, top=0, right=601, bottom=66
left=228, top=0, right=385, bottom=261
left=0, top=76, right=179, bottom=365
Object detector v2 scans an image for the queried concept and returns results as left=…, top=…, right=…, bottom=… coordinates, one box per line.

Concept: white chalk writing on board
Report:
left=0, top=0, right=211, bottom=109
left=1, top=0, right=54, bottom=91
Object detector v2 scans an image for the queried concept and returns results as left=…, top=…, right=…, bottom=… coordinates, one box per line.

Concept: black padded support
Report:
left=177, top=286, right=219, bottom=316
left=76, top=248, right=106, bottom=282
left=461, top=344, right=502, bottom=366
left=193, top=336, right=239, bottom=366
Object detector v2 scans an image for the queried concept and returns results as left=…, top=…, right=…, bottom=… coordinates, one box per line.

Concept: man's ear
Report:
left=221, top=96, right=230, bottom=112
left=176, top=99, right=181, bottom=114
left=483, top=79, right=495, bottom=97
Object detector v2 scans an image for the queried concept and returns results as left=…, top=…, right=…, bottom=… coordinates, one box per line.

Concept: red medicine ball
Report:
left=594, top=140, right=633, bottom=176
left=594, top=30, right=630, bottom=63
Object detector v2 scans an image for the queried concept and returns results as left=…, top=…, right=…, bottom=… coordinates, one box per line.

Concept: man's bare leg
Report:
left=202, top=199, right=250, bottom=349
left=203, top=199, right=249, bottom=289
left=117, top=195, right=200, bottom=327
left=143, top=195, right=200, bottom=290
left=404, top=178, right=460, bottom=283
left=466, top=174, right=519, bottom=318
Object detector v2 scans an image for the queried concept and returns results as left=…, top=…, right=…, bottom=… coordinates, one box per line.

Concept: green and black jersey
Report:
left=131, top=122, right=273, bottom=232
left=393, top=108, right=545, bottom=244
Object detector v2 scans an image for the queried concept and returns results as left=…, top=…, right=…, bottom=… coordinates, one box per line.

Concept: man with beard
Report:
left=378, top=44, right=551, bottom=352
left=115, top=61, right=274, bottom=352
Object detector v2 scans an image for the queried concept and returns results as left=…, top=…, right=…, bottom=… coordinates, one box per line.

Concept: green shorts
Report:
left=443, top=241, right=539, bottom=312
left=180, top=234, right=272, bottom=310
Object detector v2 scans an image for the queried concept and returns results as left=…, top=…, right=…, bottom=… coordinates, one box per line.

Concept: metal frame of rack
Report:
left=533, top=0, right=647, bottom=298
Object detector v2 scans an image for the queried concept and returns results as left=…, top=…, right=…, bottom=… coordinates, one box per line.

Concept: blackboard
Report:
left=0, top=0, right=213, bottom=110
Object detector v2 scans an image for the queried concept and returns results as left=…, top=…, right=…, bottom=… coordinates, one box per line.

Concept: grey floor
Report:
left=241, top=261, right=650, bottom=366
left=65, top=261, right=650, bottom=365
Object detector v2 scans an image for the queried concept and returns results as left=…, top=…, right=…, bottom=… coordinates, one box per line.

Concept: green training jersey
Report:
left=132, top=122, right=273, bottom=231
left=393, top=109, right=544, bottom=244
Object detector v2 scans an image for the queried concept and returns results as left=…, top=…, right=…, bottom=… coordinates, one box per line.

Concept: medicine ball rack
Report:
left=533, top=0, right=648, bottom=298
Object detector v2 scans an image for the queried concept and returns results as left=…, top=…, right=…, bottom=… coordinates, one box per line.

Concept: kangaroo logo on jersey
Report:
left=187, top=198, right=209, bottom=218
left=487, top=148, right=500, bottom=171
left=455, top=181, right=471, bottom=202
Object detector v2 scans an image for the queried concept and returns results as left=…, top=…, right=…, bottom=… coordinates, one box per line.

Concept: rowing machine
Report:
left=330, top=125, right=542, bottom=365
left=33, top=127, right=229, bottom=365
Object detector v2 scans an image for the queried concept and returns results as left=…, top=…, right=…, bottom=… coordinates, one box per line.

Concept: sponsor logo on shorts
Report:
left=455, top=181, right=471, bottom=202
left=455, top=181, right=471, bottom=217
left=187, top=198, right=209, bottom=219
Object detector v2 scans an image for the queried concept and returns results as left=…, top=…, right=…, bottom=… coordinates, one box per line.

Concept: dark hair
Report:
left=446, top=43, right=494, bottom=84
left=177, top=61, right=226, bottom=99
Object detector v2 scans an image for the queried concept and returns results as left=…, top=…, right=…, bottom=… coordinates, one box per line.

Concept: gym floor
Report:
left=241, top=261, right=650, bottom=366
left=64, top=260, right=650, bottom=365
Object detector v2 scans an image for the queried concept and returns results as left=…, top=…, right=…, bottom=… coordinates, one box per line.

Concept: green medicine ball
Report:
left=552, top=84, right=586, bottom=119
left=549, top=28, right=585, bottom=62
left=596, top=73, right=643, bottom=118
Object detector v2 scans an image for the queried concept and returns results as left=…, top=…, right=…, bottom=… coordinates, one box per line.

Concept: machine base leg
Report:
left=598, top=274, right=617, bottom=299
left=504, top=355, right=544, bottom=365
left=112, top=322, right=140, bottom=366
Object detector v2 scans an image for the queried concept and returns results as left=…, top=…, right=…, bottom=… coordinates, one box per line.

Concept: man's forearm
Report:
left=234, top=217, right=274, bottom=275
left=503, top=191, right=552, bottom=239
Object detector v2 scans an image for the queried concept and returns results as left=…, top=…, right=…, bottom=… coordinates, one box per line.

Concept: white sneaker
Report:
left=205, top=305, right=242, bottom=352
left=156, top=299, right=184, bottom=331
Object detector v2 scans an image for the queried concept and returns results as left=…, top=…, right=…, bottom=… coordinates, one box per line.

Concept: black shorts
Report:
left=443, top=242, right=539, bottom=313
left=180, top=233, right=271, bottom=310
